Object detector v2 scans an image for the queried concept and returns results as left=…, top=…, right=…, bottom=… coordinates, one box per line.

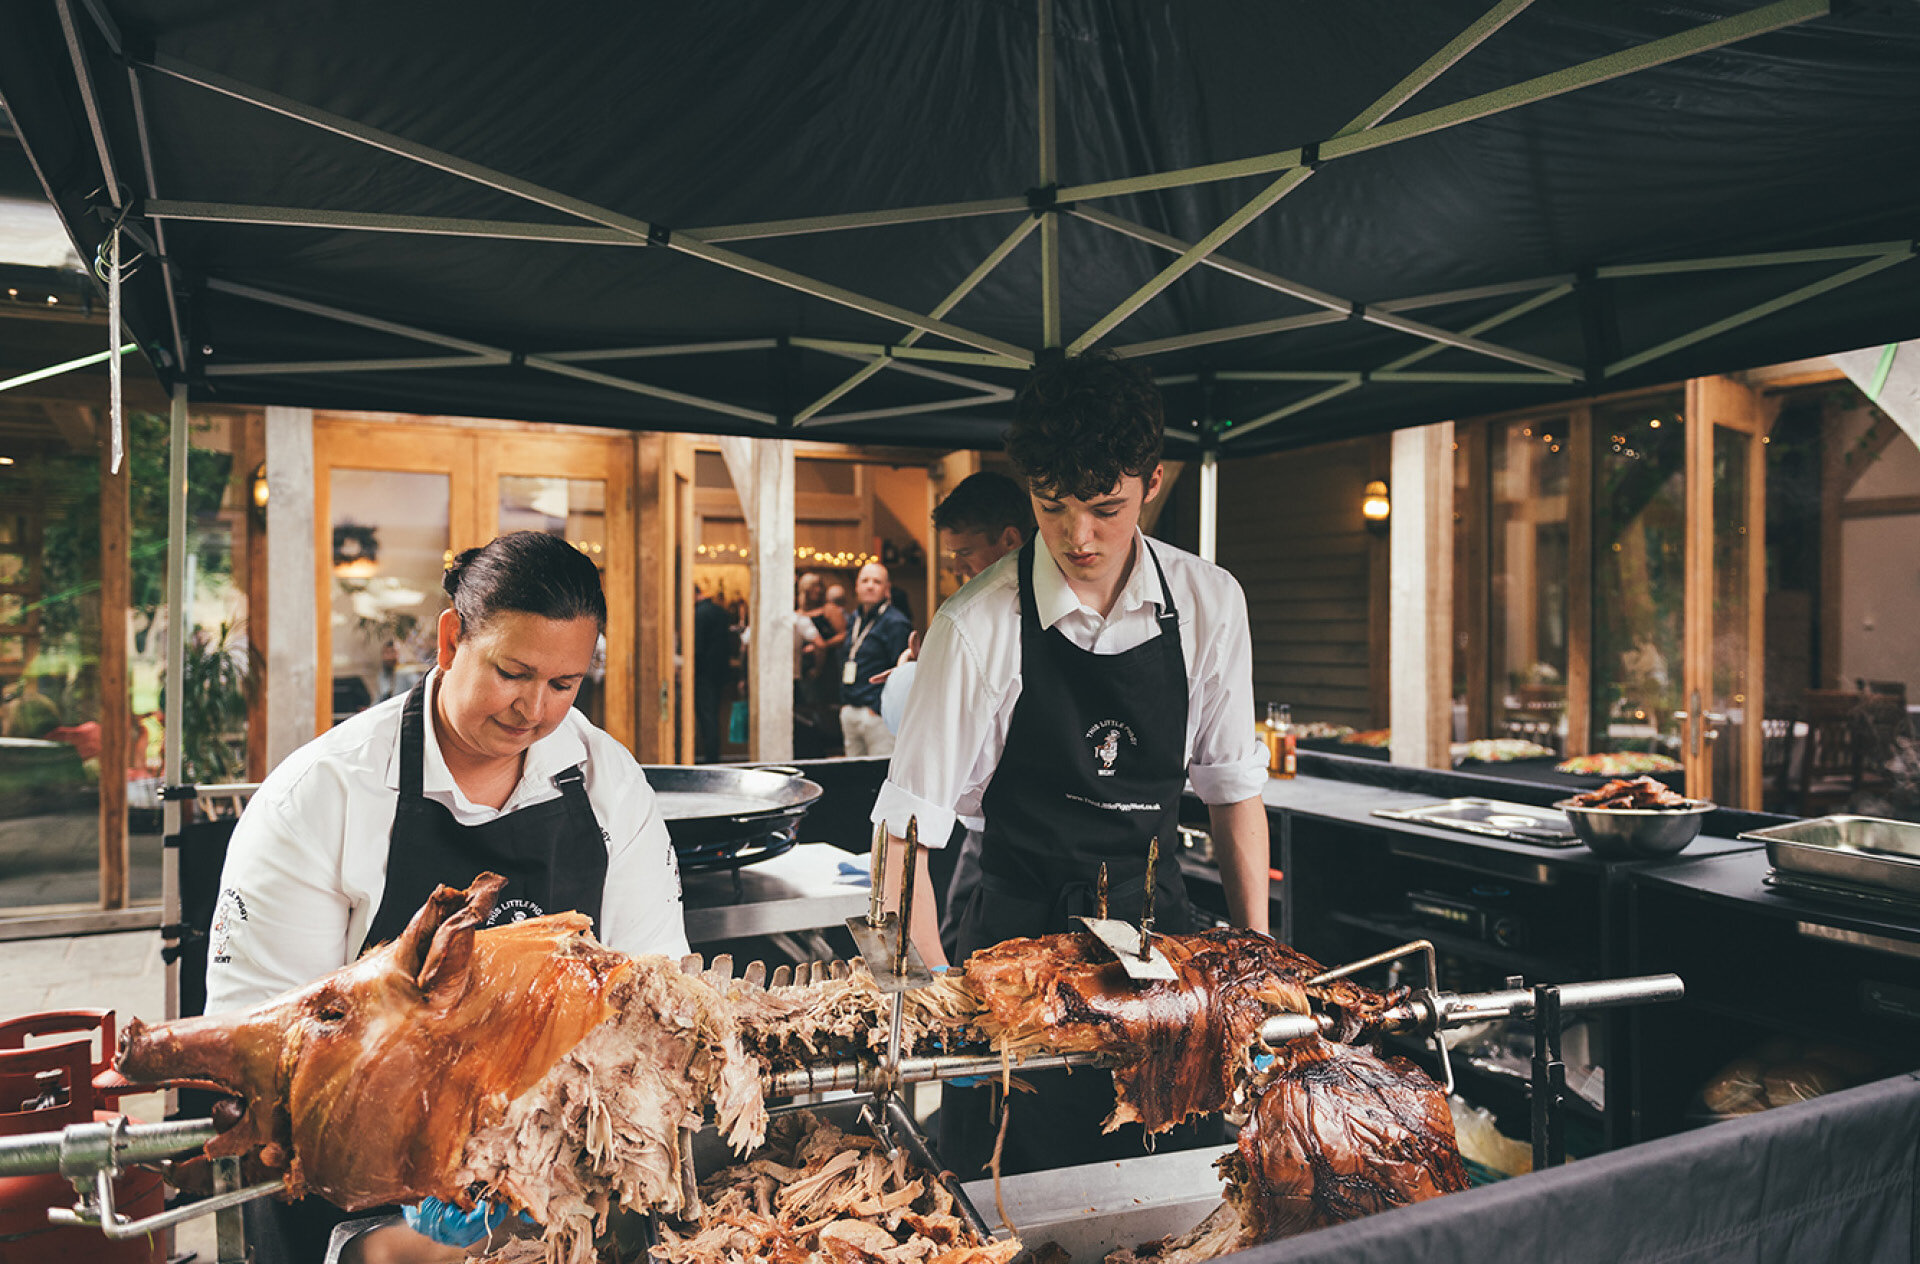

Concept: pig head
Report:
left=117, top=872, right=632, bottom=1209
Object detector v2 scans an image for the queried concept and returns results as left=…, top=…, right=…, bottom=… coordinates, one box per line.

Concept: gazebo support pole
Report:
left=161, top=383, right=188, bottom=1020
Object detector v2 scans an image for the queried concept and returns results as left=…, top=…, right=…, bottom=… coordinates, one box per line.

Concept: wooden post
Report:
left=264, top=406, right=316, bottom=769
left=1368, top=433, right=1395, bottom=729
left=1565, top=406, right=1594, bottom=757
left=98, top=409, right=130, bottom=910
left=238, top=411, right=270, bottom=782
left=1388, top=423, right=1455, bottom=768
left=634, top=433, right=670, bottom=762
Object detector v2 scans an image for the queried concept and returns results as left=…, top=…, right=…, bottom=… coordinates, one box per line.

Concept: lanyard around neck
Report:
left=846, top=602, right=891, bottom=659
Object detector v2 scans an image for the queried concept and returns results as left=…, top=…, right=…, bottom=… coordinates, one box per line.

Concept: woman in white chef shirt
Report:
left=207, top=530, right=688, bottom=1264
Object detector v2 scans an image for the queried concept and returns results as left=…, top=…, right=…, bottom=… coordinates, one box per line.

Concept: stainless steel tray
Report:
left=1741, top=815, right=1920, bottom=897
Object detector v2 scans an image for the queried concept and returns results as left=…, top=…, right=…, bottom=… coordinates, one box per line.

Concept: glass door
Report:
left=1590, top=392, right=1689, bottom=770
left=1684, top=377, right=1767, bottom=808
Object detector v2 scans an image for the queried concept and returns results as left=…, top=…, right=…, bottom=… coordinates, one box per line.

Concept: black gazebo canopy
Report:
left=4, top=0, right=1918, bottom=454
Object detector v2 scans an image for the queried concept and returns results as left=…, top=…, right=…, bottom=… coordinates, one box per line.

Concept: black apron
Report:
left=250, top=675, right=610, bottom=1264
left=942, top=538, right=1217, bottom=1178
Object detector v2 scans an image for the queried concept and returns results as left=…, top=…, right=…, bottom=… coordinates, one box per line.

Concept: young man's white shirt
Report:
left=873, top=530, right=1267, bottom=846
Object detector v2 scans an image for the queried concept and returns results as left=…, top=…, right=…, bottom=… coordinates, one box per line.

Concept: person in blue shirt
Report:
left=838, top=561, right=914, bottom=756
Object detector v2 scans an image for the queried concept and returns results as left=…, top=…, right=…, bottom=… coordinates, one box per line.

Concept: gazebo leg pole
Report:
left=162, top=383, right=188, bottom=1023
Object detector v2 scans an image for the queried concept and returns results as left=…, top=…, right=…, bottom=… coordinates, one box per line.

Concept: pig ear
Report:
left=414, top=873, right=507, bottom=1009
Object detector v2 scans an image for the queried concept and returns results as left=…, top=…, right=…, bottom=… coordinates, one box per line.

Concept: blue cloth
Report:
left=841, top=603, right=913, bottom=711
left=404, top=1197, right=526, bottom=1247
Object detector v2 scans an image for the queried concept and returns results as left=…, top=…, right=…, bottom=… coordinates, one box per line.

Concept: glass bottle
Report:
left=1266, top=702, right=1297, bottom=779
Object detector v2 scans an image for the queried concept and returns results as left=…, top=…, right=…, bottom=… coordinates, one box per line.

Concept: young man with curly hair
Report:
left=872, top=351, right=1270, bottom=1177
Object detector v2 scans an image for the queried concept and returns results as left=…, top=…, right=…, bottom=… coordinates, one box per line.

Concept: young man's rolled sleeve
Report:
left=872, top=781, right=959, bottom=850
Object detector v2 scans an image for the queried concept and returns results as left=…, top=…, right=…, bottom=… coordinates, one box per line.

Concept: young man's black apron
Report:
left=941, top=538, right=1218, bottom=1178
left=247, top=674, right=609, bottom=1264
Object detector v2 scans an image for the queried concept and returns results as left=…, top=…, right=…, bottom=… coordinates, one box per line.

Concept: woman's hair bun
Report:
left=443, top=546, right=483, bottom=600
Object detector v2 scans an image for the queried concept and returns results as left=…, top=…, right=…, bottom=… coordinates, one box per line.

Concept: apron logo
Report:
left=487, top=898, right=544, bottom=927
left=1086, top=720, right=1137, bottom=777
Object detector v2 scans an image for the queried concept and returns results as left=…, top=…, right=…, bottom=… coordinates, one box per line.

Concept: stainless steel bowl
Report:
left=1553, top=798, right=1714, bottom=858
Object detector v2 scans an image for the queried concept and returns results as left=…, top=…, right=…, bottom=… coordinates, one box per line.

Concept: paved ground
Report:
left=8, top=928, right=217, bottom=1260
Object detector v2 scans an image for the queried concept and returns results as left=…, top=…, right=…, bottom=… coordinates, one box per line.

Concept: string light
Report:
left=694, top=543, right=880, bottom=568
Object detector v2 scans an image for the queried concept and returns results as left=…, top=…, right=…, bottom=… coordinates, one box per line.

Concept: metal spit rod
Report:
left=765, top=972, right=1683, bottom=1096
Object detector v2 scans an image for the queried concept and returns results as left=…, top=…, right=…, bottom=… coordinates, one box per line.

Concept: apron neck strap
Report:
left=398, top=673, right=431, bottom=799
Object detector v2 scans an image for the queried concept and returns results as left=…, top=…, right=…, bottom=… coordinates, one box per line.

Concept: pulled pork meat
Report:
left=651, top=1110, right=1021, bottom=1264
left=732, top=961, right=981, bottom=1066
left=450, top=956, right=770, bottom=1264
left=1114, top=1037, right=1468, bottom=1262
left=962, top=930, right=1405, bottom=1133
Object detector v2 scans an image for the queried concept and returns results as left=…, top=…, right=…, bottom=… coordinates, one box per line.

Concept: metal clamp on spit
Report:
left=844, top=816, right=935, bottom=1152
left=1305, top=939, right=1454, bottom=1093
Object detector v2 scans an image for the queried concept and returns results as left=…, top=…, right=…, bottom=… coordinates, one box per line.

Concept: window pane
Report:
left=1487, top=416, right=1571, bottom=753
left=1591, top=395, right=1687, bottom=759
left=329, top=470, right=450, bottom=726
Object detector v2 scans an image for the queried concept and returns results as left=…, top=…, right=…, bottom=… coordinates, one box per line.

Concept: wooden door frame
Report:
left=1682, top=376, right=1766, bottom=808
left=476, top=430, right=638, bottom=748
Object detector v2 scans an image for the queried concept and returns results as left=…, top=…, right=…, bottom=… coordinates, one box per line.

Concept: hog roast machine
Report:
left=0, top=824, right=1684, bottom=1261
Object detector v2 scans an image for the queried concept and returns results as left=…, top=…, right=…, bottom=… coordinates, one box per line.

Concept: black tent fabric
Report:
left=3, top=1, right=1918, bottom=454
left=1239, top=1071, right=1920, bottom=1264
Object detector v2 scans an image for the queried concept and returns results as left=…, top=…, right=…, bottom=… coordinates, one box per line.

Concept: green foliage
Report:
left=37, top=411, right=234, bottom=650
left=161, top=620, right=255, bottom=784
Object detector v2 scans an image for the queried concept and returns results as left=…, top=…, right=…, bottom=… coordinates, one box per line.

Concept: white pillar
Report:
left=750, top=440, right=795, bottom=762
left=264, top=405, right=316, bottom=769
left=1198, top=447, right=1219, bottom=563
left=1831, top=343, right=1920, bottom=451
left=718, top=436, right=796, bottom=763
left=1388, top=422, right=1455, bottom=769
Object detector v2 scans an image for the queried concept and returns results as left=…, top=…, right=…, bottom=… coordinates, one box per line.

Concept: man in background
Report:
left=839, top=562, right=913, bottom=757
left=692, top=582, right=734, bottom=763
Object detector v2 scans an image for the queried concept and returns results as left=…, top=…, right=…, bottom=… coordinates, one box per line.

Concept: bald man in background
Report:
left=839, top=561, right=914, bottom=756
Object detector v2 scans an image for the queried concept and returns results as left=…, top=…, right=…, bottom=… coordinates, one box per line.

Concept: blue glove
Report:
left=404, top=1197, right=529, bottom=1247
left=1252, top=1052, right=1276, bottom=1073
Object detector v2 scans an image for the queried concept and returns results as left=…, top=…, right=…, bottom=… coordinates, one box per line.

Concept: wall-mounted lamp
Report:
left=1361, top=479, right=1391, bottom=532
left=250, top=463, right=269, bottom=520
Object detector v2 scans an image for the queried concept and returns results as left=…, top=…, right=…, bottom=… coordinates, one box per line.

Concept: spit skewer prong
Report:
left=867, top=819, right=889, bottom=929
left=1138, top=835, right=1159, bottom=961
left=895, top=817, right=919, bottom=975
left=1097, top=862, right=1109, bottom=920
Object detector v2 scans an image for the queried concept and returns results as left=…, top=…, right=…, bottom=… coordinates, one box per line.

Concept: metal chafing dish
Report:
left=1743, top=815, right=1920, bottom=901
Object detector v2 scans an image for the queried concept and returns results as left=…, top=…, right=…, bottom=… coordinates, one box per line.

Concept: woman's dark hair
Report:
left=1005, top=350, right=1164, bottom=500
left=442, top=531, right=607, bottom=634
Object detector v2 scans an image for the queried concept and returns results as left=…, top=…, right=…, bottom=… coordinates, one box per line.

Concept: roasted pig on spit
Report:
left=962, top=930, right=1406, bottom=1133
left=116, top=874, right=1467, bottom=1262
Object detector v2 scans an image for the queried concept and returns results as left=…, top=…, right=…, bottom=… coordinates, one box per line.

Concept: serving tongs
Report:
left=1075, top=836, right=1177, bottom=982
